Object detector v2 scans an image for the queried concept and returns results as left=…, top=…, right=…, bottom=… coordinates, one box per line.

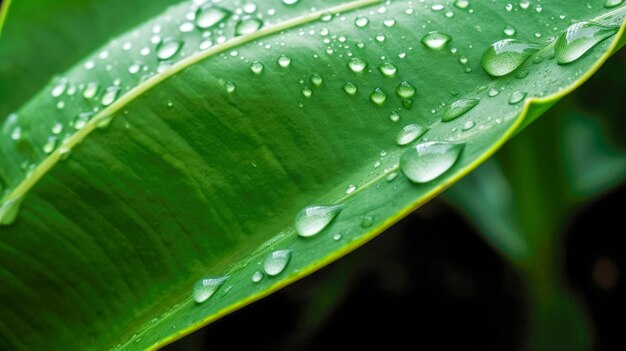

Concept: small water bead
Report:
left=301, top=87, right=312, bottom=97
left=384, top=19, right=396, bottom=27
left=355, top=16, right=369, bottom=28
left=386, top=172, right=399, bottom=182
left=347, top=58, right=368, bottom=73
left=252, top=271, right=264, bottom=283
left=402, top=99, right=414, bottom=109
left=43, top=137, right=57, bottom=154
left=509, top=91, right=527, bottom=104
left=342, top=82, right=358, bottom=95
left=195, top=5, right=231, bottom=29
left=421, top=31, right=452, bottom=50
left=225, top=81, right=236, bottom=93
left=179, top=22, right=194, bottom=32
left=10, top=126, right=21, bottom=141
left=192, top=276, right=229, bottom=303
left=360, top=216, right=374, bottom=228
left=443, top=98, right=480, bottom=122
left=481, top=39, right=542, bottom=76
left=555, top=21, right=619, bottom=64
left=83, top=83, right=99, bottom=99
left=295, top=204, right=343, bottom=238
left=156, top=38, right=183, bottom=60
left=277, top=55, right=292, bottom=67
left=56, top=101, right=65, bottom=109
left=250, top=61, right=264, bottom=74
left=84, top=60, right=95, bottom=70
left=389, top=111, right=400, bottom=122
left=282, top=0, right=299, bottom=5
left=605, top=0, right=624, bottom=8
left=400, top=141, right=465, bottom=183
left=51, top=79, right=68, bottom=97
left=242, top=2, right=257, bottom=13
left=488, top=88, right=500, bottom=97
left=52, top=123, right=63, bottom=135
left=396, top=124, right=428, bottom=146
left=263, top=250, right=292, bottom=276
left=101, top=86, right=121, bottom=106
left=375, top=34, right=386, bottom=42
left=333, top=233, right=342, bottom=241
left=235, top=18, right=263, bottom=36
left=520, top=1, right=530, bottom=9
left=504, top=26, right=516, bottom=36
left=431, top=4, right=444, bottom=11
left=369, top=88, right=387, bottom=105
left=128, top=61, right=142, bottom=74
left=199, top=40, right=213, bottom=50
left=346, top=185, right=357, bottom=194
left=310, top=74, right=323, bottom=86
left=462, top=120, right=475, bottom=131
left=378, top=62, right=397, bottom=77
left=454, top=0, right=469, bottom=8
left=396, top=81, right=416, bottom=99
left=73, top=112, right=93, bottom=130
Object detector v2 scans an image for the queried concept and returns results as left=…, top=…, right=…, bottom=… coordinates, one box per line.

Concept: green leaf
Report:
left=0, top=1, right=625, bottom=350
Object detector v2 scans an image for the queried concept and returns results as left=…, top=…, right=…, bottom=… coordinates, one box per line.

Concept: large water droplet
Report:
left=481, top=39, right=542, bottom=76
left=0, top=197, right=23, bottom=226
left=400, top=142, right=465, bottom=183
left=192, top=276, right=229, bottom=303
left=509, top=91, right=527, bottom=104
left=196, top=5, right=231, bottom=29
left=370, top=88, right=387, bottom=105
left=396, top=124, right=428, bottom=146
left=156, top=38, right=183, bottom=61
left=443, top=98, right=480, bottom=122
left=555, top=21, right=619, bottom=64
left=264, top=250, right=292, bottom=276
left=295, top=204, right=343, bottom=238
left=421, top=31, right=452, bottom=49
left=235, top=18, right=263, bottom=36
left=347, top=58, right=368, bottom=73
left=605, top=0, right=624, bottom=8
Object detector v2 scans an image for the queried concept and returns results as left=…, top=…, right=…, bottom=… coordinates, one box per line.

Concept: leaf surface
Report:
left=0, top=1, right=625, bottom=350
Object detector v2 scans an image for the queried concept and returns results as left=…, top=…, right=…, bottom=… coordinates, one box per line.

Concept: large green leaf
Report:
left=0, top=1, right=625, bottom=350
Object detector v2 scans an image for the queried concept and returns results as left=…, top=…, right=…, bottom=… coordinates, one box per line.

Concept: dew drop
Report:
left=369, top=88, right=387, bottom=105
left=277, top=55, right=292, bottom=67
left=51, top=79, right=67, bottom=97
left=225, top=81, right=236, bottom=93
left=250, top=61, right=264, bottom=74
left=421, top=31, right=452, bottom=49
left=333, top=233, right=342, bottom=241
left=462, top=120, right=476, bottom=131
left=347, top=58, right=368, bottom=73
left=488, top=88, right=500, bottom=97
left=301, top=86, right=312, bottom=98
left=555, top=21, right=619, bottom=64
left=346, top=185, right=357, bottom=194
left=195, top=5, right=231, bottom=29
left=310, top=74, right=323, bottom=86
left=360, top=216, right=374, bottom=228
left=400, top=141, right=465, bottom=183
left=504, top=25, right=517, bottom=36
left=355, top=16, right=369, bottom=27
left=389, top=111, right=400, bottom=122
left=282, top=0, right=299, bottom=5
left=396, top=81, right=416, bottom=98
left=83, top=82, right=99, bottom=99
left=454, top=0, right=470, bottom=9
left=156, top=38, right=183, bottom=61
left=101, top=86, right=121, bottom=106
left=509, top=91, right=527, bottom=104
left=378, top=62, right=398, bottom=77
left=252, top=271, right=264, bottom=283
left=192, top=276, right=229, bottom=303
left=342, top=82, right=358, bottom=95
left=386, top=172, right=399, bottom=182
left=481, top=39, right=542, bottom=76
left=443, top=98, right=480, bottom=122
left=295, top=204, right=343, bottom=238
left=43, top=137, right=57, bottom=154
left=235, top=18, right=263, bottom=36
left=396, top=124, right=428, bottom=146
left=263, top=250, right=292, bottom=276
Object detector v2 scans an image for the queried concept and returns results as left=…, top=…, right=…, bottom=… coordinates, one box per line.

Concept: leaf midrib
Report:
left=0, top=0, right=384, bottom=210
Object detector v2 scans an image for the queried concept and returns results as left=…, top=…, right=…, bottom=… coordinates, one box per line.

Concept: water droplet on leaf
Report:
left=192, top=276, right=229, bottom=303
left=481, top=39, right=541, bottom=76
left=421, top=31, right=452, bottom=49
left=264, top=250, right=292, bottom=276
left=295, top=204, right=343, bottom=238
left=396, top=124, right=428, bottom=146
left=400, top=141, right=465, bottom=183
left=555, top=21, right=619, bottom=64
left=443, top=98, right=480, bottom=122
